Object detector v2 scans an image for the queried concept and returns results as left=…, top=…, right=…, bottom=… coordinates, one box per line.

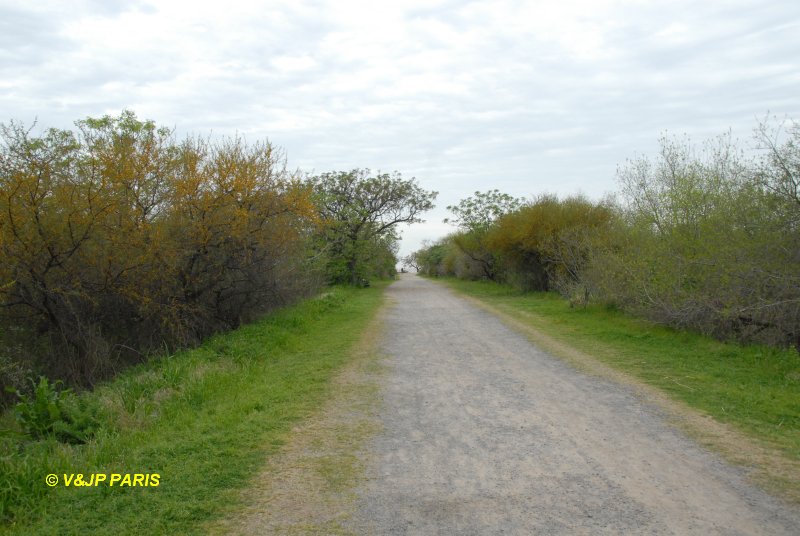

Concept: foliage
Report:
left=414, top=116, right=800, bottom=349
left=754, top=117, right=800, bottom=218
left=410, top=238, right=450, bottom=276
left=400, top=252, right=420, bottom=272
left=486, top=194, right=614, bottom=294
left=422, top=192, right=613, bottom=292
left=444, top=189, right=524, bottom=232
left=442, top=190, right=525, bottom=280
left=0, top=112, right=320, bottom=390
left=309, top=169, right=436, bottom=284
left=7, top=376, right=99, bottom=444
left=592, top=125, right=800, bottom=348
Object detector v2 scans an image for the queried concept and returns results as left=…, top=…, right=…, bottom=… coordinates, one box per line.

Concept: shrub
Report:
left=8, top=377, right=100, bottom=444
left=0, top=112, right=321, bottom=392
left=486, top=194, right=615, bottom=292
left=592, top=125, right=800, bottom=349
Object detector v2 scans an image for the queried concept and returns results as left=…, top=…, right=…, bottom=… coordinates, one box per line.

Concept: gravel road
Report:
left=349, top=274, right=799, bottom=535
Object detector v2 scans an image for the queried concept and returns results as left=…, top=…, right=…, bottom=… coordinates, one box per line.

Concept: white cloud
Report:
left=1, top=0, right=798, bottom=256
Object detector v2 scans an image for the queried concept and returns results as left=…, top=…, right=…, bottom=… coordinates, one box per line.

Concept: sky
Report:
left=1, top=0, right=798, bottom=257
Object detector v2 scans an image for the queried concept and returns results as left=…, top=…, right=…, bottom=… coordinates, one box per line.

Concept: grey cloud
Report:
left=2, top=0, right=798, bottom=258
left=0, top=6, right=76, bottom=67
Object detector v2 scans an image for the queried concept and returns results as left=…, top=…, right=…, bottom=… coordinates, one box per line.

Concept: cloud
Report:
left=1, top=0, right=798, bottom=256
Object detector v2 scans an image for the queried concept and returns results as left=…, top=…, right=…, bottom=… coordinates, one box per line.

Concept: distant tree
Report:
left=444, top=190, right=524, bottom=280
left=444, top=189, right=524, bottom=232
left=410, top=238, right=453, bottom=276
left=401, top=252, right=420, bottom=272
left=309, top=170, right=437, bottom=284
left=487, top=194, right=614, bottom=294
left=754, top=116, right=800, bottom=221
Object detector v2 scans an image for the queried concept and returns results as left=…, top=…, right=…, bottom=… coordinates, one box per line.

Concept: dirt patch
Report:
left=209, top=303, right=388, bottom=535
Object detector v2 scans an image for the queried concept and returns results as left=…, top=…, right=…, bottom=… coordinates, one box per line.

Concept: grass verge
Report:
left=438, top=277, right=800, bottom=502
left=0, top=282, right=388, bottom=534
left=209, top=296, right=388, bottom=535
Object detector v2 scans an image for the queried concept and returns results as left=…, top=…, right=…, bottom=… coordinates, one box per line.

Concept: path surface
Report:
left=349, top=274, right=799, bottom=535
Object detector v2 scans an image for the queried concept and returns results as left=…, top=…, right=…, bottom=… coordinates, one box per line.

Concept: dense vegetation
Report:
left=0, top=112, right=435, bottom=405
left=409, top=118, right=800, bottom=351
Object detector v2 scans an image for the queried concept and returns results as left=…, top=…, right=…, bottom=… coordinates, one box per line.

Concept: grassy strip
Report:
left=1, top=283, right=387, bottom=534
left=439, top=278, right=800, bottom=494
left=209, top=301, right=386, bottom=535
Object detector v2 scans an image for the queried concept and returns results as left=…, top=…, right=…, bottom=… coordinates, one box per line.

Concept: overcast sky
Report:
left=1, top=0, right=798, bottom=256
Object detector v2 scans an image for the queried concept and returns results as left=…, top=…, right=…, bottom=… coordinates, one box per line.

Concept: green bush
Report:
left=8, top=377, right=99, bottom=444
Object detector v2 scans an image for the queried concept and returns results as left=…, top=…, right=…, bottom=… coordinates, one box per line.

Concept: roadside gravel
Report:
left=349, top=274, right=800, bottom=535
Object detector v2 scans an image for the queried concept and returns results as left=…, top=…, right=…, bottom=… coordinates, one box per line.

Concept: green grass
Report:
left=0, top=283, right=388, bottom=534
left=439, top=278, right=800, bottom=463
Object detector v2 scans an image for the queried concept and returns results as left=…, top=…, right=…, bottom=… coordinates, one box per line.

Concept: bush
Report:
left=0, top=112, right=321, bottom=393
left=8, top=377, right=99, bottom=444
left=592, top=125, right=800, bottom=349
left=413, top=117, right=800, bottom=350
left=486, top=194, right=615, bottom=292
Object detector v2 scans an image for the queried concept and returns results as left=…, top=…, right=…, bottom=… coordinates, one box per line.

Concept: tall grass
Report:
left=1, top=283, right=386, bottom=534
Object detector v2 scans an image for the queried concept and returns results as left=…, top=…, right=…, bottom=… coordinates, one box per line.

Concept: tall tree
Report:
left=309, top=169, right=437, bottom=284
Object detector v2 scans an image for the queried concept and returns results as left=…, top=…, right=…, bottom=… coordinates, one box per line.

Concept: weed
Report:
left=7, top=377, right=99, bottom=445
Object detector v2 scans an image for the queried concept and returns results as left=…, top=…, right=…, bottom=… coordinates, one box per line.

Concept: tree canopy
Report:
left=310, top=169, right=437, bottom=284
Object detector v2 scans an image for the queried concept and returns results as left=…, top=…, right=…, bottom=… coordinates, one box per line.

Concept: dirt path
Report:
left=348, top=274, right=799, bottom=535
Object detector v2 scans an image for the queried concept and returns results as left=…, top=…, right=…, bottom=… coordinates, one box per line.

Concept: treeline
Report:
left=0, top=112, right=435, bottom=402
left=409, top=118, right=800, bottom=351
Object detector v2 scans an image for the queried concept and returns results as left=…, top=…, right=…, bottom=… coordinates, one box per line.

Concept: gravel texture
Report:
left=349, top=274, right=800, bottom=535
